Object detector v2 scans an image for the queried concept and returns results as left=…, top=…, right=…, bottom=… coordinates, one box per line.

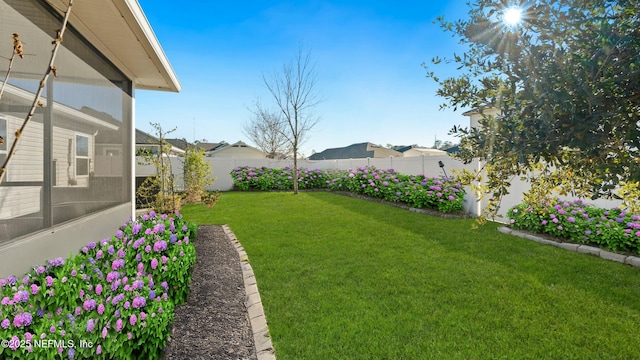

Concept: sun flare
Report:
left=503, top=6, right=523, bottom=26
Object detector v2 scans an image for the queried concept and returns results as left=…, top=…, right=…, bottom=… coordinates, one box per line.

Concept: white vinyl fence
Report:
left=136, top=156, right=623, bottom=222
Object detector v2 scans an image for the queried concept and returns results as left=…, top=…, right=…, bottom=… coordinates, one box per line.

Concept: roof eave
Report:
left=117, top=0, right=181, bottom=92
left=45, top=0, right=181, bottom=92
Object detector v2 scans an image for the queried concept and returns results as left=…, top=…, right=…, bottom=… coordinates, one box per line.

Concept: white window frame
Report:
left=75, top=133, right=90, bottom=177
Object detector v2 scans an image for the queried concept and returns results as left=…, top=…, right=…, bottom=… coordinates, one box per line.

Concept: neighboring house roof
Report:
left=462, top=105, right=500, bottom=116
left=165, top=138, right=191, bottom=151
left=403, top=147, right=448, bottom=156
left=394, top=145, right=414, bottom=153
left=135, top=129, right=185, bottom=154
left=394, top=145, right=441, bottom=153
left=194, top=142, right=223, bottom=152
left=463, top=106, right=502, bottom=131
left=45, top=0, right=180, bottom=91
left=1, top=87, right=120, bottom=132
left=393, top=144, right=454, bottom=156
left=309, top=142, right=402, bottom=160
left=135, top=129, right=159, bottom=145
left=445, top=145, right=461, bottom=153
left=207, top=141, right=266, bottom=158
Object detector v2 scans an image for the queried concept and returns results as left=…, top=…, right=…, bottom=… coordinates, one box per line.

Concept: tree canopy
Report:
left=244, top=100, right=292, bottom=159
left=261, top=46, right=322, bottom=194
left=427, top=0, right=640, bottom=215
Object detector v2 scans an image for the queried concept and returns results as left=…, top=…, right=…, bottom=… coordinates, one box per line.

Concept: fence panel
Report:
left=137, top=156, right=625, bottom=221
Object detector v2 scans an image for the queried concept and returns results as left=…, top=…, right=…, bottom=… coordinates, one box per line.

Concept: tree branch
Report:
left=0, top=33, right=24, bottom=101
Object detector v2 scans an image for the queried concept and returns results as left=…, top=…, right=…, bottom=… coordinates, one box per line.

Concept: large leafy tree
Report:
left=427, top=0, right=640, bottom=216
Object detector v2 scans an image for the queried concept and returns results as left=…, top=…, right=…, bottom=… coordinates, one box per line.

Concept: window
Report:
left=76, top=134, right=89, bottom=176
left=0, top=0, right=133, bottom=240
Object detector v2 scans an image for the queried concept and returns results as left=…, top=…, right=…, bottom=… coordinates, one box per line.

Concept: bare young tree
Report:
left=243, top=100, right=291, bottom=159
left=262, top=46, right=322, bottom=194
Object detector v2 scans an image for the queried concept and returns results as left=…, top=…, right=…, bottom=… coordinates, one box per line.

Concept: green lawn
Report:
left=182, top=192, right=640, bottom=360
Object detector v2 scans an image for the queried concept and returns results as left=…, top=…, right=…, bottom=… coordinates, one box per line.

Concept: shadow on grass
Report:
left=182, top=191, right=640, bottom=358
left=304, top=191, right=640, bottom=313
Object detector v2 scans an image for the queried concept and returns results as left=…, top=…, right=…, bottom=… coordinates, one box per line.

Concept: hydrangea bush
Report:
left=231, top=165, right=466, bottom=213
left=0, top=211, right=197, bottom=359
left=508, top=198, right=640, bottom=255
left=231, top=166, right=338, bottom=191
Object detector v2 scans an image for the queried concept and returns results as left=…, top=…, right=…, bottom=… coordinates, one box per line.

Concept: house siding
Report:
left=0, top=113, right=101, bottom=219
left=0, top=187, right=41, bottom=218
left=5, top=115, right=43, bottom=182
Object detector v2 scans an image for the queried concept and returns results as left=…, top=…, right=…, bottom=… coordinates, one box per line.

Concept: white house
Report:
left=462, top=106, right=502, bottom=130
left=401, top=147, right=447, bottom=157
left=0, top=0, right=180, bottom=277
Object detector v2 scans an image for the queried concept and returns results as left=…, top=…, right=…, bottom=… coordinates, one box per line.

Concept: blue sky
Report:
left=135, top=1, right=473, bottom=156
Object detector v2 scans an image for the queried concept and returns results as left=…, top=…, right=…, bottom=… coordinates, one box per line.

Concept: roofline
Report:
left=45, top=0, right=181, bottom=92
left=3, top=84, right=119, bottom=131
left=118, top=0, right=181, bottom=92
left=135, top=129, right=186, bottom=155
left=208, top=141, right=263, bottom=154
left=462, top=105, right=499, bottom=116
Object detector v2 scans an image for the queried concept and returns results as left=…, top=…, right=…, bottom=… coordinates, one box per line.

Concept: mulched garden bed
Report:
left=161, top=225, right=257, bottom=360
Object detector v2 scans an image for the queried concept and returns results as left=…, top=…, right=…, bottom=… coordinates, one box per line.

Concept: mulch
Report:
left=161, top=225, right=257, bottom=360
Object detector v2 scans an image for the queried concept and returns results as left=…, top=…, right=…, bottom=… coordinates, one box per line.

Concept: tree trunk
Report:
left=292, top=144, right=299, bottom=194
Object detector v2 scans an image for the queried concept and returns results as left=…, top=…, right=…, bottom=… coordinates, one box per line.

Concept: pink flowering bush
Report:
left=0, top=211, right=197, bottom=359
left=231, top=165, right=466, bottom=213
left=231, top=166, right=338, bottom=191
left=508, top=198, right=640, bottom=254
left=331, top=166, right=465, bottom=213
